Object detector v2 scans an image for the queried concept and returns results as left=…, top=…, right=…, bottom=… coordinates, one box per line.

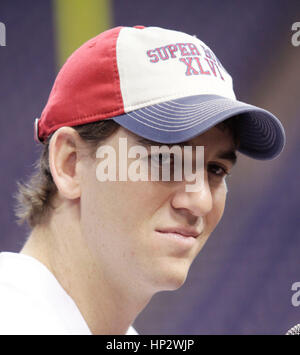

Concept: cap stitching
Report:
left=111, top=27, right=124, bottom=115
left=41, top=92, right=234, bottom=139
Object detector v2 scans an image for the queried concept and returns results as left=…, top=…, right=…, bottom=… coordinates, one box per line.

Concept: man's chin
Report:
left=150, top=263, right=191, bottom=293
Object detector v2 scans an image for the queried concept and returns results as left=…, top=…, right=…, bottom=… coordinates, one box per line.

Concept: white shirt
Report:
left=0, top=252, right=138, bottom=335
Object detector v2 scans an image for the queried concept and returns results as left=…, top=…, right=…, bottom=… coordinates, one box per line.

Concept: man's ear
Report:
left=49, top=127, right=83, bottom=200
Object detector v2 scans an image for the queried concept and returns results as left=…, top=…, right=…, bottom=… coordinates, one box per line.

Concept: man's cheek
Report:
left=210, top=191, right=227, bottom=228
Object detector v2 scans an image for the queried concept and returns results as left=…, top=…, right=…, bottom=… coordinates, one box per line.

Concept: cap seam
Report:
left=111, top=27, right=124, bottom=115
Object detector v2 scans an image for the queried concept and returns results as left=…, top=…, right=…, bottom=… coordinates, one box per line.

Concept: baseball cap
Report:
left=34, top=25, right=285, bottom=160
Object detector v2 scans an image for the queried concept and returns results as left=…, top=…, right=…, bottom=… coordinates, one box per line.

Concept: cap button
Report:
left=133, top=25, right=145, bottom=29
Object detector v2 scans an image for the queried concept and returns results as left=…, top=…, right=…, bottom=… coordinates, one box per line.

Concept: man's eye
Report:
left=150, top=153, right=172, bottom=165
left=208, top=163, right=229, bottom=178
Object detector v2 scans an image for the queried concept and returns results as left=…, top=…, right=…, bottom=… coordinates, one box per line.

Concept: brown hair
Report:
left=14, top=119, right=120, bottom=229
left=14, top=116, right=239, bottom=229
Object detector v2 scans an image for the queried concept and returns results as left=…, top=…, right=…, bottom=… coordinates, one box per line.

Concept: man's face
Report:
left=79, top=125, right=236, bottom=295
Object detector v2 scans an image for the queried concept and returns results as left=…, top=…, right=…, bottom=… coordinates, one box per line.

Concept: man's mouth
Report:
left=155, top=227, right=201, bottom=238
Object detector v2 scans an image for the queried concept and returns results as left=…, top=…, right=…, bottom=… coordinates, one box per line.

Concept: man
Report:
left=0, top=26, right=285, bottom=335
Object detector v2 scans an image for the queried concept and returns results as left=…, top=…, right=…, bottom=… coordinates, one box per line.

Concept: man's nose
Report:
left=171, top=178, right=213, bottom=218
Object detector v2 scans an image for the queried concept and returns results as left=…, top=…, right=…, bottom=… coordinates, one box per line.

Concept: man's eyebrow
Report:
left=216, top=149, right=237, bottom=166
left=137, top=137, right=237, bottom=165
left=136, top=137, right=185, bottom=147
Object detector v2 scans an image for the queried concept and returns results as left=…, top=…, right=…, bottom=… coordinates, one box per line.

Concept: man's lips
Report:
left=155, top=227, right=201, bottom=238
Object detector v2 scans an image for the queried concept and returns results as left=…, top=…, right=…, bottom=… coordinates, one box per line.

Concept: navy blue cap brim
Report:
left=112, top=95, right=285, bottom=160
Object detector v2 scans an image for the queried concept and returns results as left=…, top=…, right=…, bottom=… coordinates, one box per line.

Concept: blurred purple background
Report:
left=0, top=0, right=299, bottom=334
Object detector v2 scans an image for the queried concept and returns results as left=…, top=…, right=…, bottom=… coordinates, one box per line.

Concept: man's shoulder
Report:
left=0, top=252, right=91, bottom=335
left=0, top=252, right=138, bottom=335
left=0, top=282, right=70, bottom=334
